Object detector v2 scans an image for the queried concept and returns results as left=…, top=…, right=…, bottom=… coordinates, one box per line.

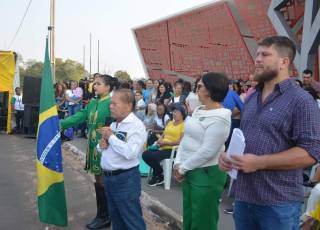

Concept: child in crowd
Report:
left=135, top=90, right=146, bottom=121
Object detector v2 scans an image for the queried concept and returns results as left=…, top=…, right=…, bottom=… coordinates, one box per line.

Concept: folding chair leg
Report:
left=163, top=159, right=172, bottom=190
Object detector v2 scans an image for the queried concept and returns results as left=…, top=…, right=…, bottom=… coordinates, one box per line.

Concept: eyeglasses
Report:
left=197, top=84, right=204, bottom=90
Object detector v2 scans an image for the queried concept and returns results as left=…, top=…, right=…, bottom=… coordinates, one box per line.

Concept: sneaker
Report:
left=223, top=208, right=234, bottom=214
left=148, top=175, right=164, bottom=186
left=156, top=175, right=164, bottom=186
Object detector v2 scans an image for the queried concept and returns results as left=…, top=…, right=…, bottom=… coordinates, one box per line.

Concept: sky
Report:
left=0, top=0, right=218, bottom=79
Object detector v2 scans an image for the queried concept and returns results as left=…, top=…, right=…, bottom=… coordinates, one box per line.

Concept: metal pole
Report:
left=83, top=45, right=85, bottom=69
left=50, top=0, right=55, bottom=83
left=89, top=33, right=92, bottom=75
left=97, top=40, right=100, bottom=73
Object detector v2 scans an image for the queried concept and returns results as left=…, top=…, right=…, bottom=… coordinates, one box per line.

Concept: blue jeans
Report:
left=233, top=201, right=301, bottom=230
left=103, top=166, right=146, bottom=230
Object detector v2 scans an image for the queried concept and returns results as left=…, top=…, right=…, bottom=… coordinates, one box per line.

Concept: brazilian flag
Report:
left=36, top=38, right=68, bottom=226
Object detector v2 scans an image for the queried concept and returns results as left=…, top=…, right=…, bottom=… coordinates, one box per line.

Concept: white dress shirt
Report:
left=98, top=112, right=147, bottom=171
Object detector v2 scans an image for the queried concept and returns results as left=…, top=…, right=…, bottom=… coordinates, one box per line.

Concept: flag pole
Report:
left=97, top=40, right=100, bottom=73
left=50, top=0, right=55, bottom=83
left=90, top=33, right=92, bottom=75
left=83, top=45, right=86, bottom=70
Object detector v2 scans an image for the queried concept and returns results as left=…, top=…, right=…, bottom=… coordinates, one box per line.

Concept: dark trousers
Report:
left=15, top=110, right=24, bottom=132
left=142, top=149, right=172, bottom=176
left=103, top=167, right=146, bottom=230
left=79, top=122, right=87, bottom=137
left=58, top=111, right=65, bottom=119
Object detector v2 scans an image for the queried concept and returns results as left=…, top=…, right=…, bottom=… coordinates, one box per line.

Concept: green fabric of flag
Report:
left=36, top=38, right=68, bottom=226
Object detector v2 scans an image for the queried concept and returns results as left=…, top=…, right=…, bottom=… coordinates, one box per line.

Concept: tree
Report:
left=19, top=60, right=43, bottom=87
left=20, top=59, right=43, bottom=78
left=19, top=57, right=89, bottom=85
left=55, top=58, right=88, bottom=82
left=114, top=70, right=131, bottom=81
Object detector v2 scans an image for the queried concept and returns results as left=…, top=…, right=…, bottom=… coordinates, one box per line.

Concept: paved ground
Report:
left=68, top=136, right=235, bottom=230
left=0, top=133, right=172, bottom=230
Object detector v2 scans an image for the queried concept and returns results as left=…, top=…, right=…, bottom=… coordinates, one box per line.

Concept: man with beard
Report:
left=219, top=36, right=320, bottom=230
left=302, top=69, right=320, bottom=94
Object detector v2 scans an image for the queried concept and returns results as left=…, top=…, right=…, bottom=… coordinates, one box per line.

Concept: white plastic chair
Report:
left=163, top=146, right=178, bottom=190
left=147, top=146, right=178, bottom=190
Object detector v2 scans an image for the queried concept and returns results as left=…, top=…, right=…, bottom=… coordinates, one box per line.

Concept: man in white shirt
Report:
left=11, top=87, right=25, bottom=133
left=97, top=88, right=147, bottom=230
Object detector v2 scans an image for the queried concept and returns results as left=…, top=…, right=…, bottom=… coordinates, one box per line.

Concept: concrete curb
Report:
left=62, top=142, right=183, bottom=230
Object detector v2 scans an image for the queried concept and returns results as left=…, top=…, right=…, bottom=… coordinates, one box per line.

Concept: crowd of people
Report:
left=28, top=35, right=319, bottom=230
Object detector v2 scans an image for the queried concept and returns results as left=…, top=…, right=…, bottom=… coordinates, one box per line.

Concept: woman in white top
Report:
left=185, top=78, right=202, bottom=115
left=174, top=72, right=231, bottom=230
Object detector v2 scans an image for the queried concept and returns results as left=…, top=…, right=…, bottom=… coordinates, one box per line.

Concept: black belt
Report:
left=103, top=166, right=138, bottom=176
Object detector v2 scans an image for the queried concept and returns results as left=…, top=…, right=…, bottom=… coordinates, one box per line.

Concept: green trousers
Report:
left=182, top=165, right=227, bottom=230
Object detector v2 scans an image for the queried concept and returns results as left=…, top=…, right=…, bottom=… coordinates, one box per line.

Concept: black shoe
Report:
left=86, top=183, right=111, bottom=229
left=86, top=216, right=98, bottom=228
left=148, top=175, right=164, bottom=187
left=86, top=217, right=111, bottom=229
left=224, top=208, right=234, bottom=214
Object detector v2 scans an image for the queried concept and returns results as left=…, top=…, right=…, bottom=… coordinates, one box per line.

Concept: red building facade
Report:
left=134, top=0, right=319, bottom=81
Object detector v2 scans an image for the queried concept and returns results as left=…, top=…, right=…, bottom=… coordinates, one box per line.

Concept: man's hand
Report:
left=218, top=152, right=233, bottom=171
left=231, top=154, right=264, bottom=173
left=96, top=127, right=113, bottom=140
left=98, top=138, right=109, bottom=149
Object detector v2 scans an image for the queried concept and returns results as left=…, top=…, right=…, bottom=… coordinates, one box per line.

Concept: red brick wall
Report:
left=167, top=2, right=254, bottom=80
left=134, top=0, right=317, bottom=80
left=233, top=0, right=276, bottom=40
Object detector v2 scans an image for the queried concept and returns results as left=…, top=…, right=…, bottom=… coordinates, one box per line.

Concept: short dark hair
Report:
left=114, top=88, right=135, bottom=111
left=258, top=36, right=296, bottom=64
left=135, top=90, right=142, bottom=96
left=174, top=81, right=184, bottom=88
left=112, top=76, right=120, bottom=90
left=303, top=69, right=313, bottom=76
left=93, top=72, right=100, bottom=78
left=202, top=72, right=229, bottom=102
left=119, top=82, right=131, bottom=89
left=137, top=80, right=146, bottom=89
